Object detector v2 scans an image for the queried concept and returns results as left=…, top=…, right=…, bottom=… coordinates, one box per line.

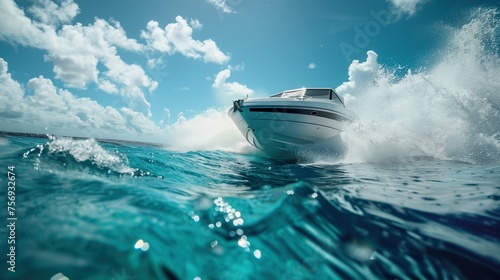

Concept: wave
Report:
left=22, top=135, right=137, bottom=175
left=185, top=181, right=499, bottom=279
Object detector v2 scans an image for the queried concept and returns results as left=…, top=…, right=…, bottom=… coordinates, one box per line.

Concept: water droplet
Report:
left=141, top=242, right=150, bottom=251
left=134, top=239, right=144, bottom=249
left=51, top=273, right=69, bottom=280
left=233, top=218, right=244, bottom=226
left=253, top=250, right=262, bottom=259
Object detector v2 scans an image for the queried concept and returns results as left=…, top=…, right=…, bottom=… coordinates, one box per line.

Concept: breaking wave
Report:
left=22, top=135, right=137, bottom=175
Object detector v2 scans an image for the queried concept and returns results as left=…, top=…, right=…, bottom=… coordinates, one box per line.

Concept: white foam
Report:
left=164, top=108, right=259, bottom=154
left=337, top=8, right=500, bottom=164
left=47, top=136, right=136, bottom=174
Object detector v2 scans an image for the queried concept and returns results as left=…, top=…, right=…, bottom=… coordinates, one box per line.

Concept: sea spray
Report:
left=337, top=7, right=500, bottom=164
left=22, top=135, right=137, bottom=174
left=164, top=108, right=259, bottom=154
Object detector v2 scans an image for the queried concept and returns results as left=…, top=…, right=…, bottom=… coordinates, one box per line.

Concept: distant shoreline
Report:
left=0, top=131, right=165, bottom=147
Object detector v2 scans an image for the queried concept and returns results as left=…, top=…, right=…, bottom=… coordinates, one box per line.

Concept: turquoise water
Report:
left=1, top=8, right=500, bottom=279
left=0, top=135, right=499, bottom=280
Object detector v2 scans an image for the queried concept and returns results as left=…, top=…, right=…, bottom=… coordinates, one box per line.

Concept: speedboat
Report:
left=228, top=88, right=357, bottom=160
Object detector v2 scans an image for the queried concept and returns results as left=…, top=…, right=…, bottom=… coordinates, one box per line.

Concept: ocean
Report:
left=0, top=134, right=499, bottom=280
left=1, top=6, right=500, bottom=280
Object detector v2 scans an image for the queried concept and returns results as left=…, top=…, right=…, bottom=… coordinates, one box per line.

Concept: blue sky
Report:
left=0, top=0, right=498, bottom=143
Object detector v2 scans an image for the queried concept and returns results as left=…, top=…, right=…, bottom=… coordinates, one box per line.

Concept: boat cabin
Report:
left=270, top=88, right=345, bottom=106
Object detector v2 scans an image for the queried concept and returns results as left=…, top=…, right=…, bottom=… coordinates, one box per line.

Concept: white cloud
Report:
left=24, top=76, right=133, bottom=135
left=27, top=0, right=79, bottom=26
left=158, top=108, right=171, bottom=127
left=98, top=79, right=118, bottom=94
left=308, top=63, right=316, bottom=69
left=335, top=50, right=381, bottom=103
left=0, top=58, right=25, bottom=118
left=92, top=18, right=144, bottom=52
left=120, top=108, right=160, bottom=135
left=141, top=16, right=230, bottom=64
left=0, top=0, right=155, bottom=116
left=26, top=76, right=67, bottom=112
left=388, top=0, right=426, bottom=17
left=0, top=0, right=44, bottom=46
left=0, top=62, right=163, bottom=140
left=206, top=0, right=236, bottom=14
left=190, top=18, right=203, bottom=30
left=0, top=57, right=254, bottom=150
left=102, top=55, right=156, bottom=115
left=212, top=66, right=253, bottom=99
left=147, top=57, right=164, bottom=69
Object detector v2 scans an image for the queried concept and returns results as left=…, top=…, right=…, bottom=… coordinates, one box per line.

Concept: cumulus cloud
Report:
left=206, top=0, right=236, bottom=14
left=27, top=0, right=79, bottom=26
left=141, top=16, right=230, bottom=64
left=335, top=50, right=381, bottom=103
left=212, top=66, right=253, bottom=99
left=120, top=108, right=160, bottom=135
left=0, top=0, right=242, bottom=144
left=147, top=57, right=164, bottom=69
left=0, top=57, right=252, bottom=150
left=0, top=0, right=154, bottom=116
left=159, top=108, right=171, bottom=127
left=388, top=0, right=426, bottom=17
left=0, top=58, right=24, bottom=118
left=189, top=18, right=203, bottom=30
left=0, top=61, right=162, bottom=140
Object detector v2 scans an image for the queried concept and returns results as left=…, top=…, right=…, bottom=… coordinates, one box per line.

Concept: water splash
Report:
left=337, top=8, right=500, bottom=164
left=23, top=135, right=136, bottom=175
left=157, top=8, right=499, bottom=164
left=164, top=108, right=258, bottom=154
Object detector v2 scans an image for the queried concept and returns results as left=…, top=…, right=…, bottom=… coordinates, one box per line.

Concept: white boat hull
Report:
left=229, top=97, right=356, bottom=160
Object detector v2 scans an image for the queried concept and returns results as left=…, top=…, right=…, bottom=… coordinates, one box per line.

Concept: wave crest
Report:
left=23, top=135, right=136, bottom=175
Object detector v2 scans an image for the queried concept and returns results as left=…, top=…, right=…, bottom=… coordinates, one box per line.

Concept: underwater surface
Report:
left=0, top=135, right=499, bottom=280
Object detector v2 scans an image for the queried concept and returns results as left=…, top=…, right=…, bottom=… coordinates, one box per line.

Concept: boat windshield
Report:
left=271, top=88, right=345, bottom=106
left=278, top=88, right=330, bottom=99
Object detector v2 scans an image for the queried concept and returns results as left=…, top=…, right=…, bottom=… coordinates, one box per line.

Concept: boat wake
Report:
left=335, top=7, right=500, bottom=164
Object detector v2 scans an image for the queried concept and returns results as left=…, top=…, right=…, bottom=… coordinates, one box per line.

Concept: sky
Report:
left=0, top=0, right=498, bottom=144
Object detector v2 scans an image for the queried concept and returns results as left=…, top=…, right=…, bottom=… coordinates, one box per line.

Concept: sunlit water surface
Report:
left=0, top=135, right=498, bottom=280
left=2, top=6, right=500, bottom=280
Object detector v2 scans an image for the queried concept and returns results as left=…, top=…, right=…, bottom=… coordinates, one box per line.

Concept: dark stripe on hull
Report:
left=248, top=107, right=351, bottom=122
left=246, top=118, right=343, bottom=132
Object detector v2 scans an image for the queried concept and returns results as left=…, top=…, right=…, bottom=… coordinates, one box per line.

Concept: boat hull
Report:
left=229, top=99, right=354, bottom=160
